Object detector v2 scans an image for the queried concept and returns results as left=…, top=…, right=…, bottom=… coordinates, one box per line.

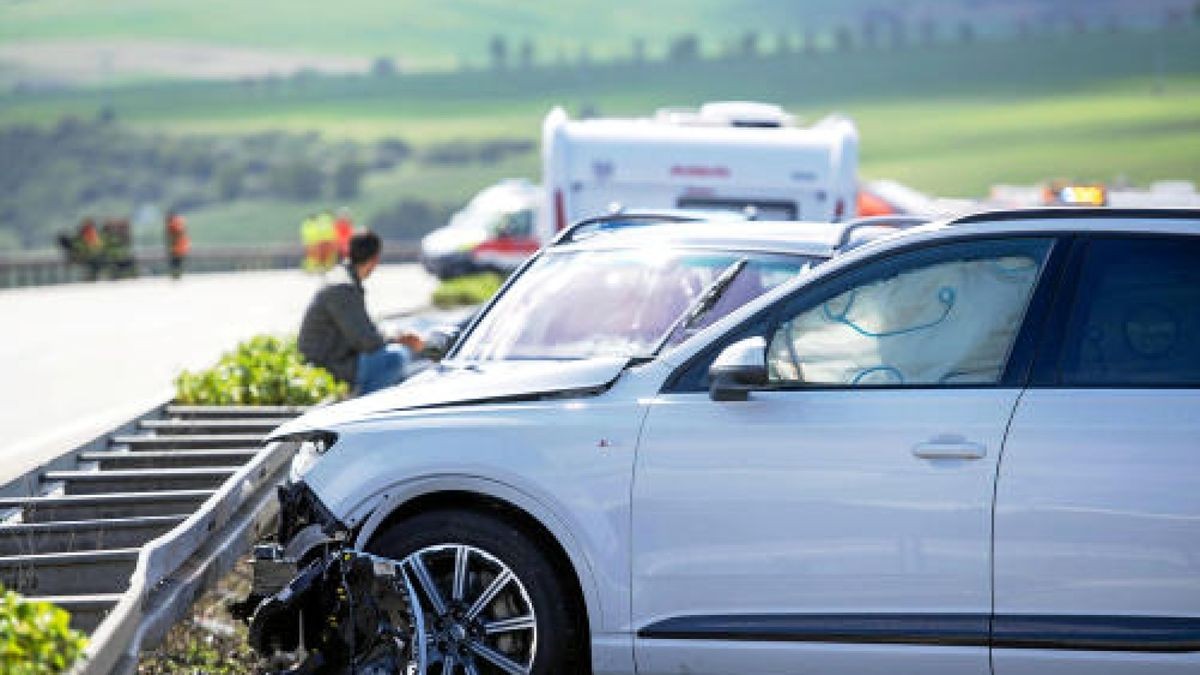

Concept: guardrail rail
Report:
left=0, top=402, right=308, bottom=674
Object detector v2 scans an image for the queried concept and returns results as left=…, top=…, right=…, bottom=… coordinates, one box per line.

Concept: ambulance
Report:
left=538, top=101, right=859, bottom=240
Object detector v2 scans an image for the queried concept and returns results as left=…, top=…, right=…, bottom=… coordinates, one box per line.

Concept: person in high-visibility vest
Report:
left=165, top=210, right=190, bottom=279
left=301, top=213, right=322, bottom=272
left=315, top=210, right=338, bottom=271
left=334, top=207, right=354, bottom=262
left=77, top=218, right=104, bottom=280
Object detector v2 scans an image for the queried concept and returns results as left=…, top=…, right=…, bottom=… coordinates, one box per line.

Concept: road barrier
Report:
left=0, top=242, right=420, bottom=289
left=0, top=402, right=308, bottom=674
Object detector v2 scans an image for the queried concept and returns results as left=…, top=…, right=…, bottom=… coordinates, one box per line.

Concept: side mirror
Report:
left=708, top=336, right=768, bottom=402
left=422, top=324, right=462, bottom=361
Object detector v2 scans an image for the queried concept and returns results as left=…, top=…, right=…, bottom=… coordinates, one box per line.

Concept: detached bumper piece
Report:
left=245, top=545, right=425, bottom=674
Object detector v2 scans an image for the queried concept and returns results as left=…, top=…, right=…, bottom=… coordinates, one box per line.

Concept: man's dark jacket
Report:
left=298, top=264, right=385, bottom=383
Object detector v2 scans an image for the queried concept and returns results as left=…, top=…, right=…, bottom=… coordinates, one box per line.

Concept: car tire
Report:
left=368, top=508, right=582, bottom=674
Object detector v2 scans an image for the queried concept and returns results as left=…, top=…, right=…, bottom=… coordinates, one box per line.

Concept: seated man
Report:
left=298, top=231, right=422, bottom=395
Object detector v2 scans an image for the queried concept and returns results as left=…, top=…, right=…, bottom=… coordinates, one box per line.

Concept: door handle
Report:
left=912, top=440, right=987, bottom=460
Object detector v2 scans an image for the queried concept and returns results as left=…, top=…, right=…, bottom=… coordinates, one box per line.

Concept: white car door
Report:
left=632, top=236, right=1062, bottom=675
left=994, top=235, right=1200, bottom=674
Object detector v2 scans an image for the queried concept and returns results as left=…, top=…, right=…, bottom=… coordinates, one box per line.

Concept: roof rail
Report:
left=552, top=212, right=710, bottom=246
left=950, top=207, right=1200, bottom=226
left=835, top=215, right=932, bottom=251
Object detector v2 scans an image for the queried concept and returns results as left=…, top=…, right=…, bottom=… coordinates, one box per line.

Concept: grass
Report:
left=2, top=29, right=1199, bottom=247
left=0, top=0, right=879, bottom=67
left=137, top=559, right=263, bottom=675
left=432, top=272, right=505, bottom=308
left=184, top=153, right=538, bottom=245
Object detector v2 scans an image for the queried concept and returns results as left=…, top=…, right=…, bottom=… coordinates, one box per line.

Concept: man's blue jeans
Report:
left=355, top=344, right=411, bottom=395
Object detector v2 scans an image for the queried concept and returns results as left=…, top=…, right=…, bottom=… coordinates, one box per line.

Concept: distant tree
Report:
left=371, top=57, right=397, bottom=77
left=739, top=30, right=760, bottom=57
left=803, top=28, right=818, bottom=56
left=861, top=17, right=879, bottom=49
left=774, top=32, right=791, bottom=56
left=958, top=21, right=975, bottom=44
left=631, top=37, right=646, bottom=64
left=334, top=160, right=365, bottom=200
left=518, top=39, right=535, bottom=68
left=269, top=160, right=323, bottom=201
left=1015, top=18, right=1031, bottom=40
left=369, top=199, right=456, bottom=240
left=488, top=34, right=508, bottom=70
left=215, top=164, right=244, bottom=201
left=892, top=20, right=908, bottom=48
left=668, top=33, right=701, bottom=61
left=835, top=25, right=854, bottom=51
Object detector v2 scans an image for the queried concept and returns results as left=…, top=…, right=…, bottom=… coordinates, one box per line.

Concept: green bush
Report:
left=0, top=588, right=88, bottom=674
left=175, top=335, right=348, bottom=405
left=431, top=272, right=504, bottom=308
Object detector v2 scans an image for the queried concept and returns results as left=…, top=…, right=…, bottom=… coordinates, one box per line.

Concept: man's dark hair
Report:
left=349, top=231, right=382, bottom=265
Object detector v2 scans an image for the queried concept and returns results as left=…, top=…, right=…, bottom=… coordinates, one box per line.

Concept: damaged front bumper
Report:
left=234, top=482, right=425, bottom=673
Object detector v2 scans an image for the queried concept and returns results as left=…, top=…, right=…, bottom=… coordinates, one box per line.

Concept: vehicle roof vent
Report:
left=654, top=101, right=795, bottom=128
left=698, top=101, right=794, bottom=128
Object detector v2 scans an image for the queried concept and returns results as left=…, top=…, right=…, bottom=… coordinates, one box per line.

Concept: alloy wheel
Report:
left=402, top=543, right=538, bottom=675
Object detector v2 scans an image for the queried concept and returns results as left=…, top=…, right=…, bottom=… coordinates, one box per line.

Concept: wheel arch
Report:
left=350, top=478, right=601, bottom=665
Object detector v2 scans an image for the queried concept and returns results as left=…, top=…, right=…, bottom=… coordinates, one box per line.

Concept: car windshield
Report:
left=453, top=248, right=822, bottom=361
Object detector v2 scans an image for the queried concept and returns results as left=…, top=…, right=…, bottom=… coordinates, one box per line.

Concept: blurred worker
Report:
left=298, top=231, right=424, bottom=395
left=334, top=207, right=354, bottom=261
left=102, top=218, right=137, bottom=279
left=315, top=210, right=338, bottom=270
left=165, top=210, right=190, bottom=279
left=75, top=218, right=104, bottom=280
left=301, top=213, right=321, bottom=272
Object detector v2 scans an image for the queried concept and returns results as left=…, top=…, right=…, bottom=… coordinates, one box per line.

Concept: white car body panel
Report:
left=632, top=388, right=1014, bottom=674
left=272, top=211, right=1200, bottom=674
left=994, top=388, right=1200, bottom=673
left=636, top=641, right=987, bottom=675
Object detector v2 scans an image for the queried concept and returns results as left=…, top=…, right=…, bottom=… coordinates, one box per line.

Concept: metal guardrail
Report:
left=0, top=402, right=309, bottom=674
left=0, top=242, right=420, bottom=289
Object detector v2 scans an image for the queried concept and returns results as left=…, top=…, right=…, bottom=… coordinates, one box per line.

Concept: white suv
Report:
left=249, top=209, right=1200, bottom=675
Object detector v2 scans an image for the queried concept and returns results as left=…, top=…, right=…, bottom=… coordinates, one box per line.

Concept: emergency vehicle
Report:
left=418, top=179, right=541, bottom=279
left=539, top=101, right=859, bottom=240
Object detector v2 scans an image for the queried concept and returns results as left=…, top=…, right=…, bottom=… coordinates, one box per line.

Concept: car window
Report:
left=1058, top=237, right=1200, bottom=386
left=454, top=248, right=819, bottom=361
left=768, top=239, right=1052, bottom=386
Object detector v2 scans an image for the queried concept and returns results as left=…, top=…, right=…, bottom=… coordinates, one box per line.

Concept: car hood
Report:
left=267, top=357, right=631, bottom=440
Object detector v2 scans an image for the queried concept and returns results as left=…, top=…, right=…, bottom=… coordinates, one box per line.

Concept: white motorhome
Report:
left=539, top=101, right=859, bottom=240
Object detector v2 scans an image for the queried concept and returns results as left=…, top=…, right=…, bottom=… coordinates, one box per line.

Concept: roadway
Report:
left=0, top=264, right=436, bottom=484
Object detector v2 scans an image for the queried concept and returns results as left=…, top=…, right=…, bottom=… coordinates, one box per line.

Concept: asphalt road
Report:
left=0, top=264, right=436, bottom=484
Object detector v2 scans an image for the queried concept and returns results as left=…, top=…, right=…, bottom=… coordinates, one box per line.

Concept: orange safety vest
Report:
left=167, top=216, right=191, bottom=256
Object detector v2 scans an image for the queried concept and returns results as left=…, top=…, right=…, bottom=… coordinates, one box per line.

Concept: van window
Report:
left=1059, top=237, right=1200, bottom=386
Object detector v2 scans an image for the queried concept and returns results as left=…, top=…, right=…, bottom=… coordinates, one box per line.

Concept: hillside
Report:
left=1, top=27, right=1198, bottom=251
left=0, top=0, right=1191, bottom=79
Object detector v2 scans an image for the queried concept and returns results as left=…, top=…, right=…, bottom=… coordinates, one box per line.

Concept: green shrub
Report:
left=431, top=272, right=504, bottom=308
left=0, top=588, right=88, bottom=674
left=175, top=335, right=348, bottom=405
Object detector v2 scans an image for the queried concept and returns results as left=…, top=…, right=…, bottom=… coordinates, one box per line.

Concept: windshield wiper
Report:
left=653, top=257, right=749, bottom=354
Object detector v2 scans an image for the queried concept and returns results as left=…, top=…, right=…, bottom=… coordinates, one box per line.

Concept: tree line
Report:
left=0, top=115, right=532, bottom=250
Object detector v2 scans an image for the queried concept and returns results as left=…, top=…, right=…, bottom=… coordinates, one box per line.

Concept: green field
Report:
left=0, top=0, right=908, bottom=68
left=2, top=28, right=1199, bottom=249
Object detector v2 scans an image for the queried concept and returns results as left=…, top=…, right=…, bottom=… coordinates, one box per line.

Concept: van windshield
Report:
left=453, top=248, right=820, bottom=361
